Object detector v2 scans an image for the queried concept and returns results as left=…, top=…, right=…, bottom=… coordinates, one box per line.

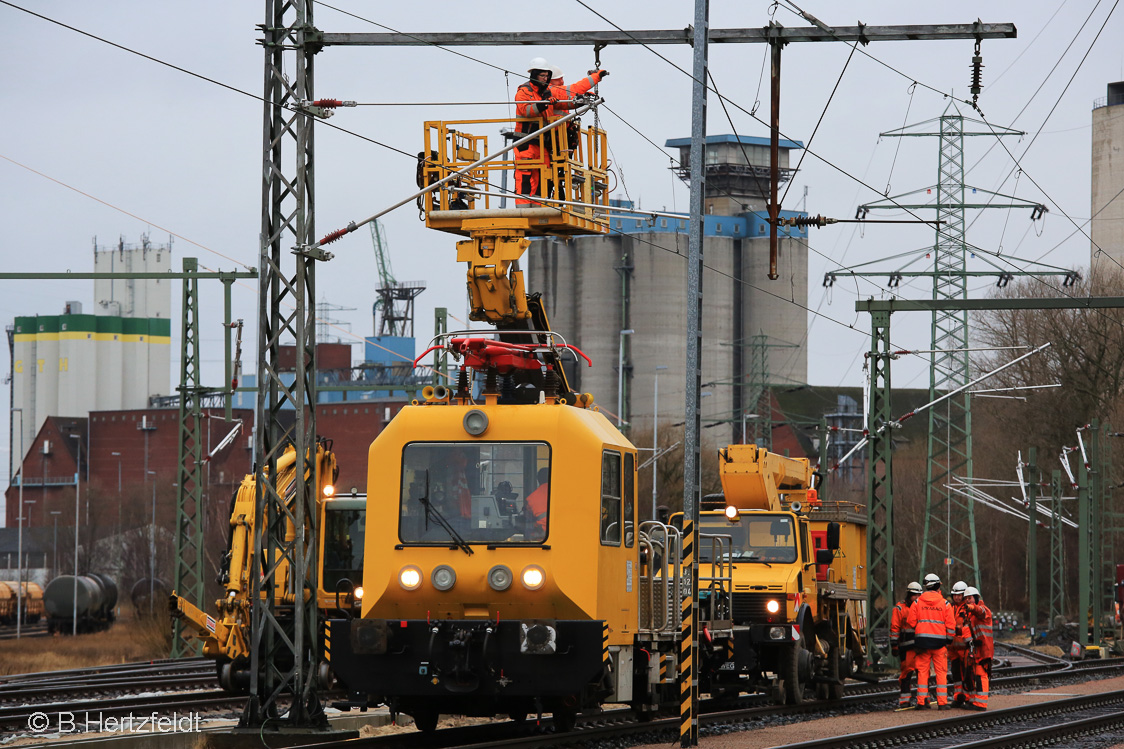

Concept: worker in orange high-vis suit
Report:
left=890, top=581, right=923, bottom=708
left=907, top=573, right=956, bottom=710
left=514, top=57, right=608, bottom=205
left=961, top=586, right=994, bottom=710
left=947, top=580, right=970, bottom=705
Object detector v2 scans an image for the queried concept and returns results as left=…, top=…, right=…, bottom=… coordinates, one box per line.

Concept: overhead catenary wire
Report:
left=565, top=0, right=1104, bottom=318
left=10, top=0, right=1097, bottom=388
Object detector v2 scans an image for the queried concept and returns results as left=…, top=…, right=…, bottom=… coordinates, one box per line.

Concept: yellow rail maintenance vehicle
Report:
left=170, top=440, right=366, bottom=692
left=694, top=443, right=867, bottom=704
left=325, top=103, right=732, bottom=731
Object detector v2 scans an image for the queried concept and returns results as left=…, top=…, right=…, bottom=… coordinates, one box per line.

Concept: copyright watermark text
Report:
left=27, top=711, right=202, bottom=735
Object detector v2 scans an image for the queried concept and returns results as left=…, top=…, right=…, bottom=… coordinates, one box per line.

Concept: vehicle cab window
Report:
left=601, top=451, right=622, bottom=545
left=399, top=441, right=550, bottom=545
left=323, top=499, right=365, bottom=592
left=623, top=453, right=635, bottom=548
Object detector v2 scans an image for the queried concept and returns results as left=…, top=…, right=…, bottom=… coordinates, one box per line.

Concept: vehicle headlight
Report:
left=488, top=565, right=513, bottom=591
left=431, top=565, right=456, bottom=591
left=766, top=599, right=780, bottom=614
left=399, top=566, right=422, bottom=590
left=521, top=565, right=545, bottom=590
left=769, top=626, right=787, bottom=640
left=463, top=409, right=489, bottom=436
left=322, top=484, right=335, bottom=497
left=724, top=505, right=739, bottom=521
left=353, top=586, right=364, bottom=600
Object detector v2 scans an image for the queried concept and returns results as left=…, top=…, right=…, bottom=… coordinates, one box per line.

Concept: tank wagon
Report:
left=131, top=578, right=169, bottom=617
left=44, top=574, right=118, bottom=633
left=0, top=581, right=45, bottom=624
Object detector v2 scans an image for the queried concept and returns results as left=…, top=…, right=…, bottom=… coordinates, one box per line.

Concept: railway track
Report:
left=4, top=644, right=1120, bottom=746
left=280, top=647, right=1124, bottom=748
left=0, top=657, right=218, bottom=708
left=779, top=690, right=1124, bottom=748
left=0, top=622, right=48, bottom=640
left=0, top=689, right=244, bottom=735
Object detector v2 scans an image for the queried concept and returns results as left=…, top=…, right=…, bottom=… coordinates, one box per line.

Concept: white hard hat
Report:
left=951, top=580, right=968, bottom=594
left=923, top=572, right=941, bottom=590
left=528, top=57, right=554, bottom=74
left=965, top=586, right=980, bottom=599
left=907, top=581, right=923, bottom=595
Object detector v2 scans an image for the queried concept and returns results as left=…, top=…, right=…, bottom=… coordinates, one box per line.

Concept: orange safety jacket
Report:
left=549, top=71, right=604, bottom=113
left=515, top=79, right=552, bottom=135
left=890, top=600, right=915, bottom=652
left=964, top=601, right=995, bottom=661
left=907, top=590, right=955, bottom=650
left=516, top=70, right=607, bottom=136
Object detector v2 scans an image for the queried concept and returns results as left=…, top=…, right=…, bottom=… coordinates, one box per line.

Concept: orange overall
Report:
left=890, top=600, right=916, bottom=707
left=513, top=71, right=605, bottom=205
left=963, top=601, right=994, bottom=709
left=907, top=591, right=956, bottom=706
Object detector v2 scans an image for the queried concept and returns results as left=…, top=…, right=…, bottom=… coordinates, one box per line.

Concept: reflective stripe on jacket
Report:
left=965, top=601, right=995, bottom=660
left=549, top=72, right=603, bottom=112
left=907, top=590, right=955, bottom=650
left=890, top=601, right=915, bottom=650
left=516, top=80, right=551, bottom=134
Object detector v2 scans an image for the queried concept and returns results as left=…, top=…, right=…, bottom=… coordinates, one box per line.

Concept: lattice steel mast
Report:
left=241, top=0, right=329, bottom=728
left=858, top=106, right=1040, bottom=585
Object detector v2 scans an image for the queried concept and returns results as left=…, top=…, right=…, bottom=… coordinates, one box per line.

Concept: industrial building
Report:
left=1092, top=81, right=1124, bottom=277
left=527, top=134, right=810, bottom=447
left=9, top=238, right=173, bottom=453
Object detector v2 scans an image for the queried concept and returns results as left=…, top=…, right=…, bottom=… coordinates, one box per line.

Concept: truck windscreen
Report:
left=699, top=514, right=798, bottom=563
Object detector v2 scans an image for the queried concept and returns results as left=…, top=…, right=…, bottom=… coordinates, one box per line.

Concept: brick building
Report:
left=5, top=401, right=407, bottom=530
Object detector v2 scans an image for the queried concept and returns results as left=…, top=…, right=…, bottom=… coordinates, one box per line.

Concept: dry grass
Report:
left=0, top=606, right=173, bottom=676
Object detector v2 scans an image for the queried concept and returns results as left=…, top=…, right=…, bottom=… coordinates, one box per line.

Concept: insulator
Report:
left=500, top=374, right=516, bottom=402
left=970, top=56, right=984, bottom=97
left=484, top=365, right=499, bottom=395
left=783, top=214, right=836, bottom=228
left=543, top=367, right=559, bottom=400
left=456, top=367, right=470, bottom=400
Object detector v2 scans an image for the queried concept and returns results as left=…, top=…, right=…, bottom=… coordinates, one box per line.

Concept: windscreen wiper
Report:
left=417, top=470, right=474, bottom=556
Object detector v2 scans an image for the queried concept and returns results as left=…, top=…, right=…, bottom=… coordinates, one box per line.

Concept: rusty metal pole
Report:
left=768, top=28, right=782, bottom=281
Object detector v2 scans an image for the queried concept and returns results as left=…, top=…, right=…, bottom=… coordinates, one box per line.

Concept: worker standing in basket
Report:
left=907, top=573, right=956, bottom=710
left=514, top=58, right=608, bottom=205
left=890, top=581, right=923, bottom=708
left=961, top=586, right=993, bottom=710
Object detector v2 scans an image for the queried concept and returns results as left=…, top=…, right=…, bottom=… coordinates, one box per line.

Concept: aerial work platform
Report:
left=420, top=116, right=610, bottom=237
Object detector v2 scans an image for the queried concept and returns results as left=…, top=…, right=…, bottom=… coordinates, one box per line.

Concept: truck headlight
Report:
left=766, top=599, right=780, bottom=614
left=431, top=565, right=456, bottom=591
left=353, top=586, right=364, bottom=600
left=399, top=566, right=422, bottom=590
left=488, top=565, right=513, bottom=591
left=769, top=626, right=787, bottom=640
left=521, top=565, right=545, bottom=590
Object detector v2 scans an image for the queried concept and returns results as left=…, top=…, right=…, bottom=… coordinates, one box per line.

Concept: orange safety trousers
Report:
left=897, top=650, right=916, bottom=707
left=964, top=658, right=990, bottom=709
left=913, top=647, right=949, bottom=706
left=951, top=649, right=969, bottom=703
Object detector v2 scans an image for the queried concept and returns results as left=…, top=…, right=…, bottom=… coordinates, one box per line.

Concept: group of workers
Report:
left=513, top=57, right=608, bottom=206
left=890, top=573, right=995, bottom=711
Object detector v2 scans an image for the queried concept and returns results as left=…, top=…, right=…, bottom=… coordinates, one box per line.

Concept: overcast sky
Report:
left=1, top=1, right=1120, bottom=499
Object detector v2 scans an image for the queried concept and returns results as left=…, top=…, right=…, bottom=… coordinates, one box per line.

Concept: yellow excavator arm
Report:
left=169, top=442, right=336, bottom=668
left=718, top=443, right=812, bottom=511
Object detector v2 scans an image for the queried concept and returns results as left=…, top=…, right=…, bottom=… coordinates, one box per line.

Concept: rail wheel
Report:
left=780, top=633, right=813, bottom=705
left=825, top=646, right=845, bottom=701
